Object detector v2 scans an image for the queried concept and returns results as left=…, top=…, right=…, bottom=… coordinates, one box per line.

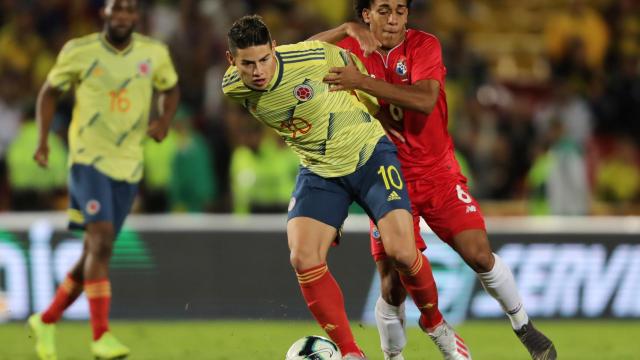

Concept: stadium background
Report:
left=0, top=0, right=639, bottom=359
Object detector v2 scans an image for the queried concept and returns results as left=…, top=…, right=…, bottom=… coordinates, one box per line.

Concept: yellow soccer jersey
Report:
left=48, top=32, right=178, bottom=182
left=222, top=40, right=385, bottom=178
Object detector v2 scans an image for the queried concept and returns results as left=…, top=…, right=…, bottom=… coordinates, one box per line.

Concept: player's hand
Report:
left=34, top=142, right=49, bottom=168
left=377, top=107, right=406, bottom=143
left=147, top=119, right=170, bottom=142
left=345, top=22, right=381, bottom=57
left=323, top=51, right=366, bottom=92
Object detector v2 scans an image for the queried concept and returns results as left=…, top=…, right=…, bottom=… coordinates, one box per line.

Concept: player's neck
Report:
left=104, top=32, right=132, bottom=51
left=377, top=32, right=406, bottom=56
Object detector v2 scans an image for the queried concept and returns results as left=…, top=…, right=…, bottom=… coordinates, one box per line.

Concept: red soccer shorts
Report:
left=370, top=174, right=486, bottom=261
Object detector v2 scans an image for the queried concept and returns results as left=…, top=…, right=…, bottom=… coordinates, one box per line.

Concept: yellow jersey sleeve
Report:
left=47, top=40, right=81, bottom=92
left=322, top=42, right=380, bottom=116
left=152, top=44, right=178, bottom=91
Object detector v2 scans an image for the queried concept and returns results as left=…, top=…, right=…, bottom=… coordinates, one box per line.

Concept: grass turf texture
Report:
left=1, top=320, right=637, bottom=359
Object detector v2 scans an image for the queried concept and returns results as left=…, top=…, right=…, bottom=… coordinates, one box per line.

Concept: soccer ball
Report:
left=285, top=335, right=342, bottom=360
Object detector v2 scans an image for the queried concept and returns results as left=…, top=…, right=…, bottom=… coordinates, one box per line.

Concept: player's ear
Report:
left=362, top=8, right=372, bottom=24
left=271, top=40, right=277, bottom=49
left=225, top=50, right=235, bottom=66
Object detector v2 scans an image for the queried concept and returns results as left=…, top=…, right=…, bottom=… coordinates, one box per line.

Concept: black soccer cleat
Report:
left=514, top=320, right=557, bottom=360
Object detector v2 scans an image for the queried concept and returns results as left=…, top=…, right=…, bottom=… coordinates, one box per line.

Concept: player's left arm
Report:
left=148, top=45, right=180, bottom=142
left=323, top=38, right=444, bottom=115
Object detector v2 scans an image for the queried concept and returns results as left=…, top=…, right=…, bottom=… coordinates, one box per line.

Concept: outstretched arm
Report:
left=34, top=82, right=62, bottom=168
left=308, top=22, right=380, bottom=57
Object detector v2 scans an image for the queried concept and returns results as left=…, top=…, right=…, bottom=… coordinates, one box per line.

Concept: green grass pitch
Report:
left=1, top=320, right=637, bottom=359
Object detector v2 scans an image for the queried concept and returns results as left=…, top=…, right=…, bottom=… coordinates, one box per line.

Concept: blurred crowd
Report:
left=0, top=0, right=638, bottom=215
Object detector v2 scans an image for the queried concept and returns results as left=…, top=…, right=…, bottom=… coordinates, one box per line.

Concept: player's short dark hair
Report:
left=354, top=0, right=412, bottom=21
left=227, top=15, right=272, bottom=54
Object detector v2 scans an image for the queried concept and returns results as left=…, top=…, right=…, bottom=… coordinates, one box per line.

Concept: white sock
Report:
left=375, top=296, right=407, bottom=356
left=477, top=253, right=529, bottom=330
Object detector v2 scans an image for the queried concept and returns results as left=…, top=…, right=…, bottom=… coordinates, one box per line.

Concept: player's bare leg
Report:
left=288, top=217, right=366, bottom=358
left=84, top=222, right=129, bottom=359
left=375, top=252, right=471, bottom=360
left=452, top=229, right=556, bottom=360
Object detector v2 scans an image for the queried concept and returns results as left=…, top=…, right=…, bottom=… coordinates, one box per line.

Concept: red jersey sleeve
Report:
left=410, top=33, right=446, bottom=86
left=336, top=37, right=364, bottom=58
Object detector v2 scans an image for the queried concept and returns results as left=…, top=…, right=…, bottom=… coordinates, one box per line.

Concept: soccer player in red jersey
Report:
left=312, top=1, right=557, bottom=360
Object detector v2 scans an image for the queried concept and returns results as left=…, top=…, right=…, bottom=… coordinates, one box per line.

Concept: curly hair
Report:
left=354, top=0, right=413, bottom=21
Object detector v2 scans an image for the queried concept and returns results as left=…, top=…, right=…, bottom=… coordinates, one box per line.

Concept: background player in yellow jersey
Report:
left=223, top=15, right=444, bottom=359
left=28, top=0, right=179, bottom=359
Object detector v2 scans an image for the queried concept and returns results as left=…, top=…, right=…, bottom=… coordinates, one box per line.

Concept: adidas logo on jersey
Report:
left=387, top=191, right=401, bottom=201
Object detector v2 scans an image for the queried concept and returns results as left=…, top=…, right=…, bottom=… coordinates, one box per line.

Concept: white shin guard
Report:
left=375, top=296, right=407, bottom=356
left=477, top=253, right=529, bottom=330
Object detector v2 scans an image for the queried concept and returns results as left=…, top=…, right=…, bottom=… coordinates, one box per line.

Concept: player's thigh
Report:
left=68, top=164, right=115, bottom=231
left=287, top=168, right=350, bottom=268
left=422, top=178, right=486, bottom=246
left=111, top=180, right=139, bottom=235
left=369, top=209, right=424, bottom=261
left=352, top=137, right=412, bottom=227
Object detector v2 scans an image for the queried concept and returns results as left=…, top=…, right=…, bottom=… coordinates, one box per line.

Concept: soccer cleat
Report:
left=343, top=352, right=368, bottom=359
left=91, top=332, right=130, bottom=359
left=28, top=313, right=57, bottom=360
left=514, top=321, right=557, bottom=360
left=383, top=352, right=405, bottom=360
left=423, top=321, right=472, bottom=360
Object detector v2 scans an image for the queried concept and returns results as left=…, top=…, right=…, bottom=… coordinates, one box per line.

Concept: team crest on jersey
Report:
left=86, top=200, right=101, bottom=215
left=293, top=84, right=314, bottom=102
left=371, top=226, right=381, bottom=240
left=137, top=60, right=151, bottom=77
left=395, top=58, right=408, bottom=76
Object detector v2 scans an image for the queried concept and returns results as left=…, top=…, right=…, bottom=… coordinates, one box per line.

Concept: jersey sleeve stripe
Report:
left=282, top=56, right=326, bottom=64
left=280, top=50, right=324, bottom=59
left=278, top=47, right=324, bottom=55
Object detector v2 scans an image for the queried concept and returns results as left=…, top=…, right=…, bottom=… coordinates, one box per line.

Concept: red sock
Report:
left=85, top=279, right=111, bottom=341
left=42, top=275, right=83, bottom=324
left=397, top=251, right=444, bottom=330
left=297, top=263, right=363, bottom=356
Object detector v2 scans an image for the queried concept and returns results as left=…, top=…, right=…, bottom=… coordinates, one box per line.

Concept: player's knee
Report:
left=289, top=249, right=323, bottom=272
left=467, top=249, right=494, bottom=273
left=380, top=274, right=405, bottom=306
left=86, top=225, right=115, bottom=261
left=386, top=247, right=417, bottom=269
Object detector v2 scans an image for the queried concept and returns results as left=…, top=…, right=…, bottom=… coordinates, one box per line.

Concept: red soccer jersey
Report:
left=338, top=29, right=460, bottom=181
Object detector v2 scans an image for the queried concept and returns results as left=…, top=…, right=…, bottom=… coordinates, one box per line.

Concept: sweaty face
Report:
left=363, top=0, right=409, bottom=50
left=227, top=42, right=278, bottom=91
left=104, top=0, right=138, bottom=44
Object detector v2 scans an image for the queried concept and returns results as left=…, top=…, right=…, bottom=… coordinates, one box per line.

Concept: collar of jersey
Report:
left=254, top=52, right=284, bottom=92
left=99, top=33, right=134, bottom=56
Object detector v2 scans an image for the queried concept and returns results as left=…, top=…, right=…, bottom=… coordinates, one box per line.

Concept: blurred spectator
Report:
left=527, top=120, right=589, bottom=215
left=6, top=110, right=67, bottom=211
left=595, top=136, right=640, bottom=213
left=143, top=117, right=179, bottom=213
left=544, top=0, right=609, bottom=73
left=169, top=106, right=217, bottom=212
left=230, top=128, right=298, bottom=215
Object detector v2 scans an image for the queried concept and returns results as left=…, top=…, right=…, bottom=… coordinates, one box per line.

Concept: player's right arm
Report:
left=35, top=40, right=80, bottom=168
left=308, top=22, right=380, bottom=57
left=34, top=82, right=62, bottom=167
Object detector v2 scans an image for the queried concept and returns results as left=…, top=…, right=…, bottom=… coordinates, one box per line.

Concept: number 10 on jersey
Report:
left=378, top=165, right=404, bottom=190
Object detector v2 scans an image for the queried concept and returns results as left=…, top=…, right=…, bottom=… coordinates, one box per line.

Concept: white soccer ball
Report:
left=285, top=335, right=342, bottom=360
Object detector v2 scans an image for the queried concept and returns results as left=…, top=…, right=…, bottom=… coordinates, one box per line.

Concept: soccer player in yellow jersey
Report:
left=28, top=1, right=179, bottom=359
left=223, top=16, right=443, bottom=359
